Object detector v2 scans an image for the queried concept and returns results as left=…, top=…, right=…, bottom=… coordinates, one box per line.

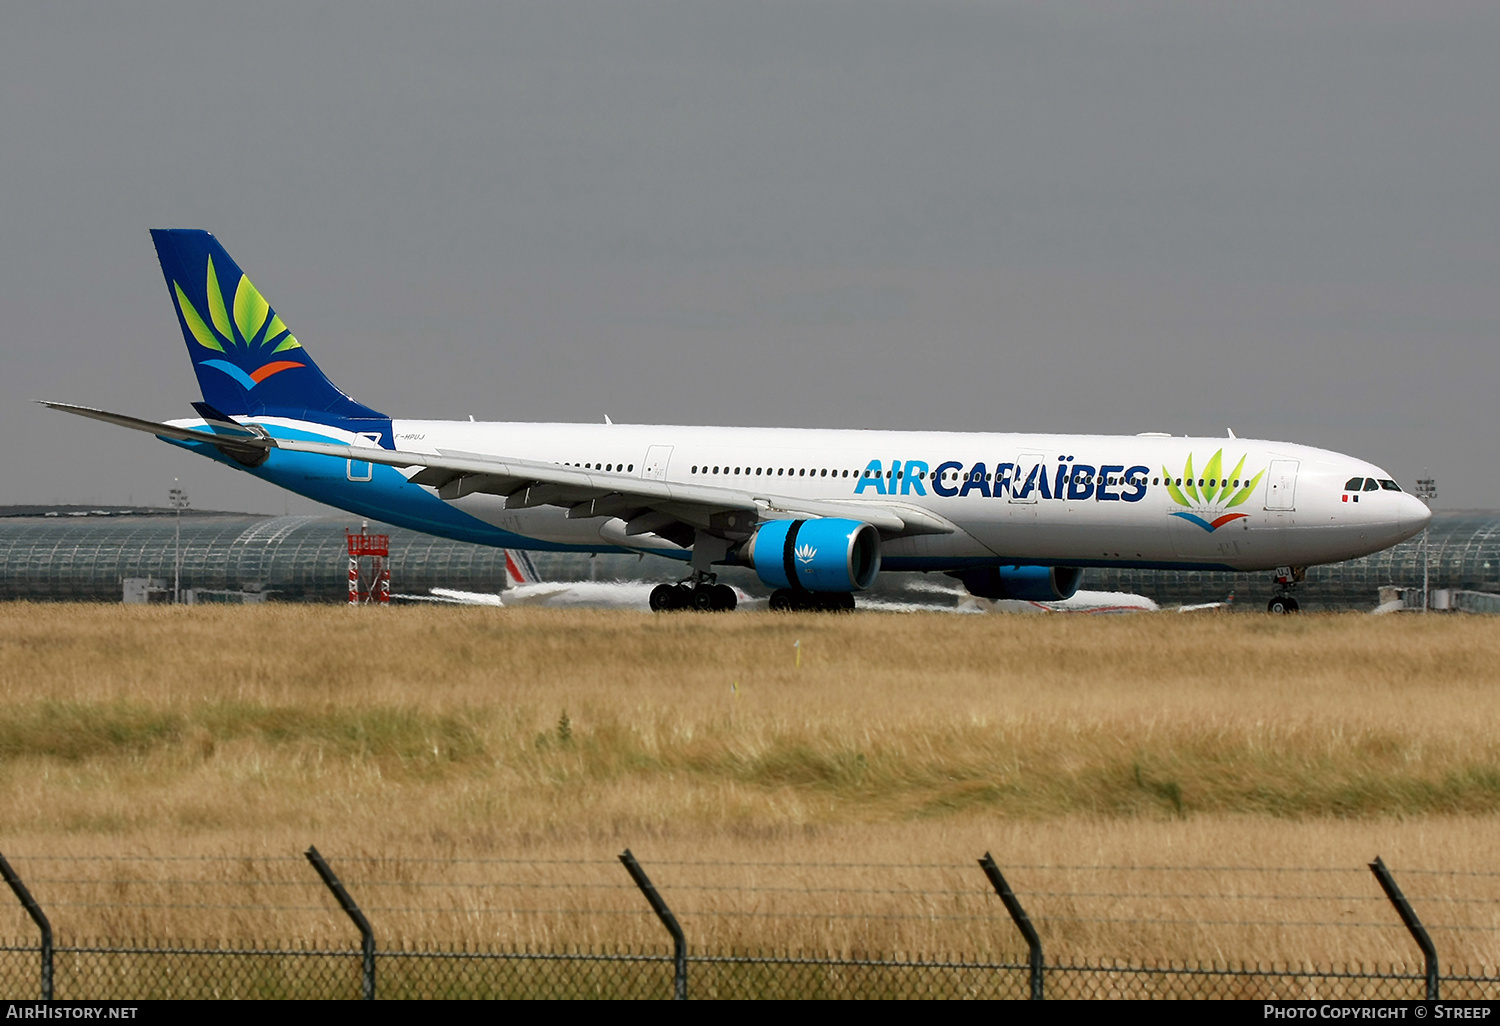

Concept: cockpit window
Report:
left=1380, top=479, right=1402, bottom=492
left=1363, top=479, right=1380, bottom=492
left=1345, top=477, right=1364, bottom=491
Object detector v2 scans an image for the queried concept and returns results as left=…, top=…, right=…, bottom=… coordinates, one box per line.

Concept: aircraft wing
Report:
left=42, top=403, right=956, bottom=546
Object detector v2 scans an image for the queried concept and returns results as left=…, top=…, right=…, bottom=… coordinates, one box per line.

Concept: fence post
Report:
left=305, top=846, right=376, bottom=1000
left=979, top=852, right=1042, bottom=1000
left=619, top=849, right=686, bottom=1000
left=1369, top=856, right=1438, bottom=1000
left=0, top=851, right=52, bottom=1000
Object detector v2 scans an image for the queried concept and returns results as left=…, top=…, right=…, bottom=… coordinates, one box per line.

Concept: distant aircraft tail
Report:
left=504, top=550, right=542, bottom=587
left=150, top=229, right=387, bottom=429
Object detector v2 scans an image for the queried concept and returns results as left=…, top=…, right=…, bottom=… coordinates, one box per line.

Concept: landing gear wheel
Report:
left=692, top=586, right=716, bottom=611
left=650, top=584, right=679, bottom=612
left=770, top=589, right=796, bottom=612
left=1267, top=596, right=1299, bottom=614
left=711, top=584, right=737, bottom=612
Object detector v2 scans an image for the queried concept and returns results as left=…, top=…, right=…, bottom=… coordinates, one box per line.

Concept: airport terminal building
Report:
left=1, top=505, right=1496, bottom=610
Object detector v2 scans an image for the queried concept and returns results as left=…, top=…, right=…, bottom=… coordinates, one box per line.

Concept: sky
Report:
left=3, top=1, right=1496, bottom=513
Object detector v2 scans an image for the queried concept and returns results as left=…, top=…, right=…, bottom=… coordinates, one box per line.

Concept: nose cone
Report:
left=1398, top=493, right=1432, bottom=538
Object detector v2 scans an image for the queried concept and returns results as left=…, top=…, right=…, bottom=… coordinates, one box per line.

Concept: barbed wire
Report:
left=24, top=878, right=1500, bottom=909
left=25, top=878, right=636, bottom=891
left=8, top=855, right=304, bottom=863
left=1036, top=915, right=1500, bottom=933
left=12, top=856, right=1500, bottom=878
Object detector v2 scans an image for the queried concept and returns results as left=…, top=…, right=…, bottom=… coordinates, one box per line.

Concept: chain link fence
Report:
left=5, top=942, right=1494, bottom=999
left=3, top=848, right=1499, bottom=1000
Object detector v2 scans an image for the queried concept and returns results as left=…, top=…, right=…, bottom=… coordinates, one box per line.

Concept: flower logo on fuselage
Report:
left=172, top=255, right=304, bottom=390
left=1164, top=450, right=1264, bottom=532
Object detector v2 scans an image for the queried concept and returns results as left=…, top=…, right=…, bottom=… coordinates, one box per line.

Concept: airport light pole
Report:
left=1414, top=472, right=1436, bottom=612
left=169, top=480, right=189, bottom=604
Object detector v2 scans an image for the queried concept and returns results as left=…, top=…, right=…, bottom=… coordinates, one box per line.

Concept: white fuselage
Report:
left=375, top=419, right=1428, bottom=572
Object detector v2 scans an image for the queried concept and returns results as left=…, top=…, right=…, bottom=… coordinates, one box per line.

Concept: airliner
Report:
left=407, top=549, right=757, bottom=609
left=45, top=230, right=1431, bottom=613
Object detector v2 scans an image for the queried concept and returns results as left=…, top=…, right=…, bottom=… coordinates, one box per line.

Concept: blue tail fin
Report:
left=150, top=229, right=387, bottom=426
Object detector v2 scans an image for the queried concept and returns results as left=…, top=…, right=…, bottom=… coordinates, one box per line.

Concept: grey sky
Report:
left=4, top=1, right=1495, bottom=513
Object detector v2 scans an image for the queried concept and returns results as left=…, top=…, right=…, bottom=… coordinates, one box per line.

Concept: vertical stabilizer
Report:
left=504, top=550, right=542, bottom=587
left=150, top=229, right=387, bottom=428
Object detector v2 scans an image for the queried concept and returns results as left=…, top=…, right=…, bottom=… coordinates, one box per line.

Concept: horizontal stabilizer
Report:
left=40, top=400, right=275, bottom=468
left=39, top=401, right=270, bottom=448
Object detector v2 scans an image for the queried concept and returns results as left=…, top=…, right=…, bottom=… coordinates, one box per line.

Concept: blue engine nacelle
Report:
left=954, top=565, right=1084, bottom=602
left=749, top=518, right=882, bottom=592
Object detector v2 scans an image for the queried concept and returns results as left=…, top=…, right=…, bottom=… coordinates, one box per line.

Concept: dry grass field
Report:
left=1, top=603, right=1498, bottom=968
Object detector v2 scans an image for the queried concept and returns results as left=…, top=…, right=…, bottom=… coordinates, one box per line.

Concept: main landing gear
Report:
left=1266, top=565, right=1306, bottom=614
left=649, top=571, right=737, bottom=612
left=769, top=589, right=856, bottom=612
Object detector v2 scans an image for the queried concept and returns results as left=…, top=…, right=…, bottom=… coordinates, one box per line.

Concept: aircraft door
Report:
left=346, top=433, right=382, bottom=482
left=1009, top=452, right=1046, bottom=503
left=1264, top=459, right=1300, bottom=511
left=643, top=445, right=673, bottom=482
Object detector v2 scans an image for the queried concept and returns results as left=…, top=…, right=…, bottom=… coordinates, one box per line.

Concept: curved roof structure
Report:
left=1, top=506, right=1495, bottom=609
left=0, top=509, right=521, bottom=602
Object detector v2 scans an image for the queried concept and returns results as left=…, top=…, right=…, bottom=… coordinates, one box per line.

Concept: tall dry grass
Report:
left=0, top=604, right=1498, bottom=967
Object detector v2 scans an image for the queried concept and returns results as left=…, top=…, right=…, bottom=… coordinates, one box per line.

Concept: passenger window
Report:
left=799, top=469, right=805, bottom=476
left=1363, top=479, right=1380, bottom=492
left=1345, top=477, right=1364, bottom=491
left=1380, top=480, right=1401, bottom=492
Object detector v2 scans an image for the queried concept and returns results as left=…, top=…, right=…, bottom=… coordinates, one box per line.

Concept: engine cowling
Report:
left=954, top=565, right=1083, bottom=602
left=749, top=518, right=882, bottom=592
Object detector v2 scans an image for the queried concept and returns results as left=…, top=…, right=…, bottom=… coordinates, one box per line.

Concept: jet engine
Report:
left=748, top=518, right=881, bottom=592
left=953, top=565, right=1083, bottom=602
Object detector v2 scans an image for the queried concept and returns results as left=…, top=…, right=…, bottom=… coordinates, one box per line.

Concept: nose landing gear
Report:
left=1267, top=565, right=1306, bottom=614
